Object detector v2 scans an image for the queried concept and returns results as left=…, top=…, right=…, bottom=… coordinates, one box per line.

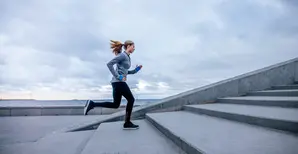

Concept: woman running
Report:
left=84, top=40, right=142, bottom=129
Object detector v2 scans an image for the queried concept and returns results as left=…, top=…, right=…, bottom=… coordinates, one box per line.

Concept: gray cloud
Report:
left=1, top=0, right=297, bottom=100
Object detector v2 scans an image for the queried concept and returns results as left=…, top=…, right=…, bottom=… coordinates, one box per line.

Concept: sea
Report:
left=0, top=99, right=161, bottom=107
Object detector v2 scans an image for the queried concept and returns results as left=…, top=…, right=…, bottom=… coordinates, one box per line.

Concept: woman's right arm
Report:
left=107, top=53, right=125, bottom=79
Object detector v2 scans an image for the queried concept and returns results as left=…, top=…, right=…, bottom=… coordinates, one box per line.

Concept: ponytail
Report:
left=110, top=40, right=123, bottom=55
left=110, top=40, right=134, bottom=55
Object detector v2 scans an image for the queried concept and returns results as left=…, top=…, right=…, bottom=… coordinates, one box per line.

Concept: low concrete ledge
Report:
left=62, top=57, right=298, bottom=132
left=11, top=108, right=42, bottom=116
left=0, top=106, right=129, bottom=116
left=0, top=105, right=82, bottom=109
left=41, top=108, right=82, bottom=116
left=0, top=109, right=10, bottom=116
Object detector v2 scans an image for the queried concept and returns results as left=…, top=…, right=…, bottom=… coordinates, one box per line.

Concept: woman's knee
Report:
left=128, top=96, right=135, bottom=103
left=113, top=100, right=121, bottom=108
left=114, top=103, right=121, bottom=108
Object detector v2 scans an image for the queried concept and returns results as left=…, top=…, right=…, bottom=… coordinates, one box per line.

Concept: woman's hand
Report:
left=135, top=65, right=143, bottom=72
left=118, top=75, right=127, bottom=81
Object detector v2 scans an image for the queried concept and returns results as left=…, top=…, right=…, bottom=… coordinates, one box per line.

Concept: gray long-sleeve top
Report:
left=107, top=52, right=136, bottom=83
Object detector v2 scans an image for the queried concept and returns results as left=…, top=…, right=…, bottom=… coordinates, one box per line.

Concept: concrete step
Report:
left=271, top=85, right=298, bottom=90
left=146, top=111, right=298, bottom=154
left=0, top=130, right=94, bottom=154
left=217, top=96, right=298, bottom=108
left=0, top=115, right=108, bottom=146
left=81, top=120, right=185, bottom=154
left=247, top=89, right=298, bottom=97
left=183, top=104, right=298, bottom=133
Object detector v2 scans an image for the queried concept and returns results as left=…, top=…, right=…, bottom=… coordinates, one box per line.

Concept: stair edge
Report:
left=183, top=105, right=298, bottom=133
left=146, top=114, right=205, bottom=154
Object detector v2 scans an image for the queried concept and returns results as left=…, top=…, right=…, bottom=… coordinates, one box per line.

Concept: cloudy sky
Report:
left=0, top=0, right=297, bottom=100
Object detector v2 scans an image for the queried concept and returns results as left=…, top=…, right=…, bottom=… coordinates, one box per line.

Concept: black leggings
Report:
left=93, top=82, right=135, bottom=121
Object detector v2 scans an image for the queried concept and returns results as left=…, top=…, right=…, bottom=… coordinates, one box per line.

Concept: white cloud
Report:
left=157, top=82, right=170, bottom=90
left=136, top=80, right=151, bottom=91
left=0, top=0, right=297, bottom=100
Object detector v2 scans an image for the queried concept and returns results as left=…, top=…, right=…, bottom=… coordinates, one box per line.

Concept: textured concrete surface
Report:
left=237, top=60, right=296, bottom=95
left=0, top=106, right=125, bottom=116
left=257, top=89, right=298, bottom=93
left=248, top=89, right=298, bottom=96
left=0, top=103, right=82, bottom=108
left=185, top=104, right=298, bottom=122
left=0, top=109, right=10, bottom=116
left=184, top=104, right=298, bottom=133
left=295, top=61, right=298, bottom=81
left=42, top=108, right=83, bottom=115
left=0, top=100, right=138, bottom=116
left=81, top=120, right=185, bottom=154
left=0, top=115, right=107, bottom=145
left=0, top=130, right=94, bottom=154
left=11, top=108, right=42, bottom=116
left=147, top=111, right=298, bottom=154
left=218, top=96, right=298, bottom=108
left=272, top=84, right=298, bottom=90
left=219, top=96, right=298, bottom=101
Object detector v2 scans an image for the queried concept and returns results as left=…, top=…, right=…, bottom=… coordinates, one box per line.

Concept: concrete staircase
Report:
left=70, top=82, right=298, bottom=154
left=3, top=88, right=297, bottom=154
left=4, top=83, right=297, bottom=154
left=145, top=82, right=298, bottom=154
left=80, top=120, right=186, bottom=154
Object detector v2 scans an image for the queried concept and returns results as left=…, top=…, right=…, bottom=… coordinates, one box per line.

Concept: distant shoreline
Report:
left=0, top=99, right=36, bottom=101
left=0, top=98, right=161, bottom=101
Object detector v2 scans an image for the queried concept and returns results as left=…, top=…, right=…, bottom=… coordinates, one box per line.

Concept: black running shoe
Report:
left=123, top=121, right=139, bottom=130
left=84, top=100, right=94, bottom=115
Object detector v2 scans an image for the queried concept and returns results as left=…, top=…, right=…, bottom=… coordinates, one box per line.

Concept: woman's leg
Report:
left=121, top=82, right=138, bottom=129
left=93, top=82, right=122, bottom=108
left=84, top=82, right=122, bottom=115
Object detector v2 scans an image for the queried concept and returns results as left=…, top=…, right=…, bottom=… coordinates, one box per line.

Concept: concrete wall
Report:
left=295, top=60, right=298, bottom=81
left=129, top=57, right=298, bottom=119
left=0, top=106, right=127, bottom=116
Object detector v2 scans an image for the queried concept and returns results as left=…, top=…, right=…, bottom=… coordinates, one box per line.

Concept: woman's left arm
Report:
left=128, top=65, right=142, bottom=75
left=128, top=69, right=136, bottom=74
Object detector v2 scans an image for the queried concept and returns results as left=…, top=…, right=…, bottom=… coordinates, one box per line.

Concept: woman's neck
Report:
left=125, top=50, right=130, bottom=55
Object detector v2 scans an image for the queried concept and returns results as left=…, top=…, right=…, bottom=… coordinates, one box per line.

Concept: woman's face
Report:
left=127, top=44, right=135, bottom=53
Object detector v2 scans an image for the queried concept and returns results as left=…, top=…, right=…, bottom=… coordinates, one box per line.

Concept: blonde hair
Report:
left=110, top=40, right=134, bottom=55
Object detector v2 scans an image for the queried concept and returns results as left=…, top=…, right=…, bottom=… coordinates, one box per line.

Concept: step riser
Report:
left=217, top=99, right=298, bottom=108
left=271, top=86, right=298, bottom=90
left=146, top=115, right=204, bottom=154
left=183, top=106, right=298, bottom=133
left=247, top=92, right=298, bottom=97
